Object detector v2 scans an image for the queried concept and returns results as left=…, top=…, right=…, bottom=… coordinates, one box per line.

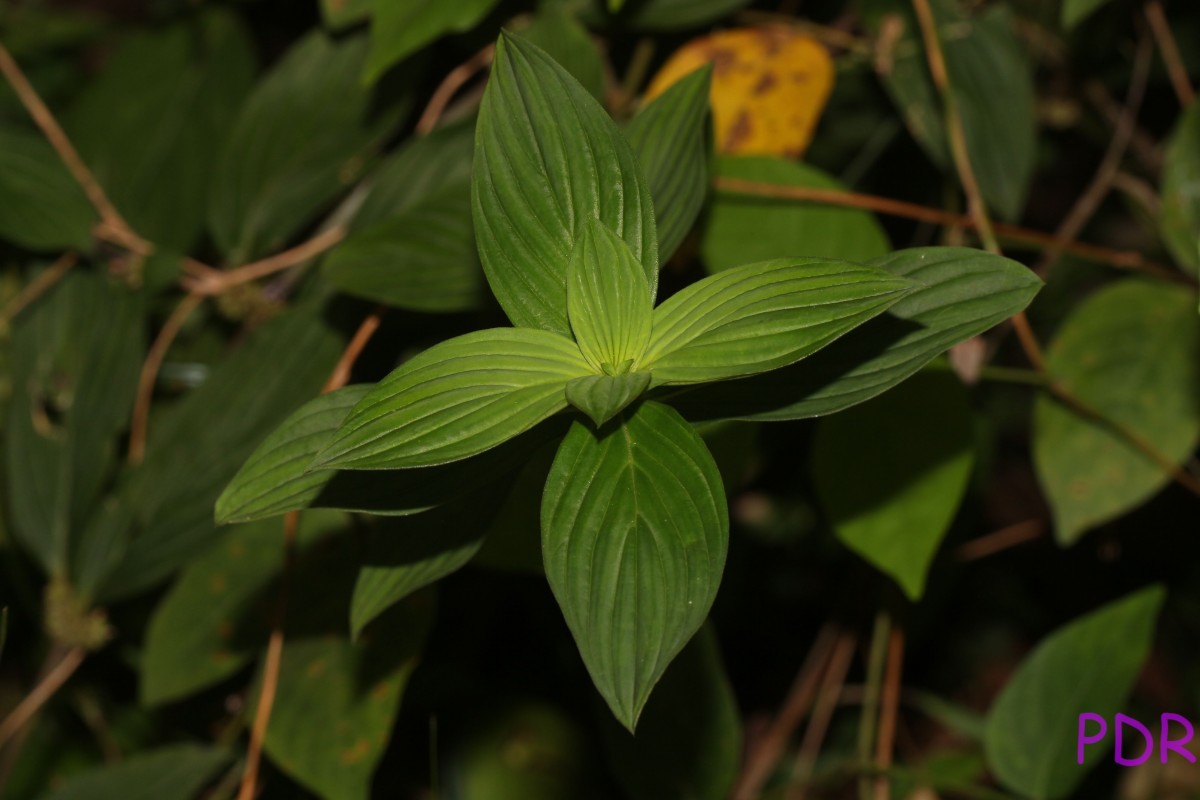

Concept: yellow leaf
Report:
left=644, top=27, right=834, bottom=158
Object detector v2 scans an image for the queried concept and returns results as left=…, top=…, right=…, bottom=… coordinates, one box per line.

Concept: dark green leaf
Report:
left=520, top=9, right=606, bottom=100
left=704, top=156, right=889, bottom=273
left=625, top=66, right=712, bottom=263
left=364, top=0, right=498, bottom=84
left=601, top=625, right=740, bottom=800
left=4, top=271, right=142, bottom=577
left=670, top=247, right=1042, bottom=421
left=0, top=129, right=95, bottom=251
left=813, top=369, right=975, bottom=599
left=39, top=744, right=229, bottom=800
left=1160, top=104, right=1200, bottom=273
left=209, top=31, right=413, bottom=263
left=1061, top=0, right=1113, bottom=29
left=984, top=586, right=1165, bottom=799
left=316, top=329, right=590, bottom=470
left=65, top=10, right=255, bottom=251
left=566, top=373, right=652, bottom=427
left=473, top=32, right=658, bottom=334
left=643, top=258, right=912, bottom=385
left=1033, top=280, right=1200, bottom=544
left=542, top=401, right=727, bottom=730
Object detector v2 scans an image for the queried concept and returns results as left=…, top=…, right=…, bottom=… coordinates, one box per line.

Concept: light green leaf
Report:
left=256, top=601, right=434, bottom=800
left=0, top=129, right=95, bottom=251
left=670, top=247, right=1042, bottom=421
left=519, top=9, right=606, bottom=100
left=984, top=586, right=1165, bottom=799
left=473, top=32, right=658, bottom=335
left=864, top=0, right=1035, bottom=220
left=209, top=31, right=413, bottom=263
left=97, top=308, right=343, bottom=601
left=4, top=271, right=142, bottom=578
left=365, top=0, right=498, bottom=84
left=64, top=10, right=255, bottom=251
left=542, top=401, right=728, bottom=731
left=813, top=369, right=974, bottom=599
left=317, top=329, right=591, bottom=470
left=705, top=156, right=889, bottom=273
left=600, top=625, right=741, bottom=800
left=323, top=182, right=483, bottom=312
left=1061, top=0, right=1113, bottom=29
left=39, top=744, right=229, bottom=800
left=566, top=373, right=652, bottom=427
left=626, top=66, right=712, bottom=262
left=568, top=220, right=654, bottom=373
left=141, top=511, right=346, bottom=706
left=1160, top=104, right=1200, bottom=273
left=1033, top=280, right=1200, bottom=544
left=321, top=0, right=372, bottom=30
left=642, top=258, right=912, bottom=386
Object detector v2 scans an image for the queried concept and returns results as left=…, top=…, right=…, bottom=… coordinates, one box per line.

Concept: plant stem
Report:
left=415, top=43, right=496, bottom=135
left=128, top=292, right=205, bottom=464
left=975, top=365, right=1046, bottom=386
left=0, top=646, right=86, bottom=751
left=856, top=612, right=890, bottom=800
left=0, top=253, right=78, bottom=328
left=785, top=630, right=857, bottom=800
left=1145, top=0, right=1195, bottom=107
left=873, top=626, right=905, bottom=800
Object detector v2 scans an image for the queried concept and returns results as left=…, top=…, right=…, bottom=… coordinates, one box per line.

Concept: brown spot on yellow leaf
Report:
left=645, top=27, right=834, bottom=157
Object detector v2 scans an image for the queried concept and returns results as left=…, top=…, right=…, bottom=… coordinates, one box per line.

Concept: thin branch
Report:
left=1035, top=33, right=1153, bottom=275
left=415, top=44, right=495, bottom=135
left=0, top=253, right=78, bottom=327
left=957, top=520, right=1045, bottom=561
left=785, top=630, right=857, bottom=800
left=873, top=626, right=905, bottom=800
left=322, top=306, right=386, bottom=393
left=1145, top=0, right=1196, bottom=107
left=0, top=647, right=86, bottom=751
left=0, top=44, right=150, bottom=254
left=713, top=178, right=1193, bottom=285
left=182, top=227, right=347, bottom=297
left=734, top=624, right=839, bottom=800
left=857, top=612, right=891, bottom=800
left=128, top=292, right=205, bottom=464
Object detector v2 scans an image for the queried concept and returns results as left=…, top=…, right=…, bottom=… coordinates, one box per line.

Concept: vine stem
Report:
left=0, top=252, right=78, bottom=326
left=0, top=646, right=86, bottom=751
left=1145, top=0, right=1195, bottom=108
left=711, top=178, right=1192, bottom=285
left=182, top=227, right=347, bottom=296
left=415, top=43, right=495, bottom=135
left=909, top=0, right=1200, bottom=501
left=957, top=519, right=1045, bottom=561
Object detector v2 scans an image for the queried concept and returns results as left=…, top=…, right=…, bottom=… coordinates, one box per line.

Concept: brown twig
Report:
left=734, top=624, right=839, bottom=800
left=127, top=292, right=205, bottom=464
left=0, top=647, right=86, bottom=751
left=0, top=252, right=78, bottom=327
left=415, top=44, right=496, bottom=135
left=322, top=306, right=386, bottom=393
left=872, top=627, right=905, bottom=800
left=1036, top=33, right=1154, bottom=275
left=713, top=178, right=1194, bottom=285
left=957, top=519, right=1045, bottom=561
left=1086, top=82, right=1164, bottom=175
left=0, top=44, right=150, bottom=255
left=1145, top=1, right=1196, bottom=107
left=183, top=227, right=348, bottom=296
left=785, top=630, right=857, bottom=800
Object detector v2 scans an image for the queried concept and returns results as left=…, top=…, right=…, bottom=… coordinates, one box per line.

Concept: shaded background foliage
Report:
left=0, top=0, right=1198, bottom=797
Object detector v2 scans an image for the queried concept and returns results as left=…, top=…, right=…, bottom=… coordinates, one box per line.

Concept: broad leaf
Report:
left=255, top=603, right=434, bottom=800
left=566, top=373, right=652, bottom=427
left=316, top=329, right=591, bottom=470
left=600, top=625, right=741, bottom=800
left=96, top=308, right=343, bottom=601
left=1160, top=104, right=1200, bottom=273
left=625, top=66, right=712, bottom=262
left=520, top=9, right=605, bottom=100
left=813, top=369, right=974, bottom=599
left=209, top=31, right=413, bottom=263
left=4, top=271, right=142, bottom=577
left=323, top=183, right=484, bottom=312
left=670, top=247, right=1042, bottom=421
left=642, top=258, right=912, bottom=385
left=364, top=0, right=498, bottom=84
left=864, top=0, right=1036, bottom=220
left=0, top=129, right=95, bottom=250
left=1062, top=0, right=1113, bottom=29
left=984, top=586, right=1165, bottom=799
left=65, top=10, right=254, bottom=251
left=1033, top=280, right=1200, bottom=544
left=39, top=744, right=229, bottom=800
left=567, top=220, right=654, bottom=373
left=542, top=401, right=728, bottom=730
left=473, top=32, right=658, bottom=335
left=141, top=511, right=345, bottom=706
left=704, top=156, right=890, bottom=273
